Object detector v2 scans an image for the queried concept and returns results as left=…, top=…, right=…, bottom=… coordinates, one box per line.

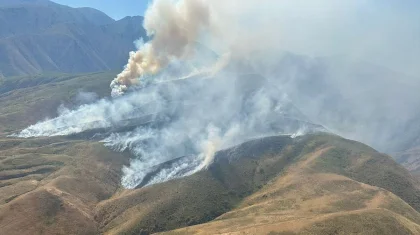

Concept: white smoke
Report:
left=16, top=55, right=321, bottom=188
left=15, top=0, right=420, bottom=188
left=18, top=90, right=164, bottom=138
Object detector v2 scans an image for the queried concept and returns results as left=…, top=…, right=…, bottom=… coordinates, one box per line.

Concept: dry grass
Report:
left=0, top=136, right=130, bottom=235
left=1, top=122, right=420, bottom=235
left=160, top=136, right=420, bottom=235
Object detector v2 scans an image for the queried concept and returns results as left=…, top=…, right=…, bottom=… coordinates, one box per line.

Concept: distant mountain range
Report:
left=0, top=0, right=146, bottom=76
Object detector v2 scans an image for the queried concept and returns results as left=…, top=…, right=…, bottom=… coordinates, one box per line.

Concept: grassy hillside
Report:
left=160, top=134, right=420, bottom=235
left=1, top=71, right=420, bottom=234
left=94, top=134, right=420, bottom=234
left=0, top=136, right=131, bottom=235
left=0, top=71, right=116, bottom=134
left=1, top=129, right=420, bottom=234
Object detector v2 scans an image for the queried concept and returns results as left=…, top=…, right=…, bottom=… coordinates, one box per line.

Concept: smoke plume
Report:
left=16, top=0, right=420, bottom=188
left=17, top=55, right=321, bottom=189
left=111, top=0, right=213, bottom=96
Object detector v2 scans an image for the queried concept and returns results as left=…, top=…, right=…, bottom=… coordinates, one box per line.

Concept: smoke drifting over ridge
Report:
left=17, top=0, right=420, bottom=188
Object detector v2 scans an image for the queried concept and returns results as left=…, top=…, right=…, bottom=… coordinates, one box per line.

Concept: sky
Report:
left=49, top=0, right=420, bottom=77
left=52, top=0, right=149, bottom=19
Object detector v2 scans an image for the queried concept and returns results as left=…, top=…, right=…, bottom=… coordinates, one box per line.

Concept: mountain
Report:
left=1, top=2, right=420, bottom=234
left=160, top=134, right=420, bottom=235
left=0, top=0, right=146, bottom=76
left=0, top=0, right=114, bottom=37
left=0, top=0, right=51, bottom=7
left=2, top=131, right=420, bottom=234
left=0, top=70, right=418, bottom=234
left=0, top=67, right=419, bottom=234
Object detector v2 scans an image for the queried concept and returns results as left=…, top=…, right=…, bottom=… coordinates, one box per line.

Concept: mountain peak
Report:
left=0, top=0, right=145, bottom=77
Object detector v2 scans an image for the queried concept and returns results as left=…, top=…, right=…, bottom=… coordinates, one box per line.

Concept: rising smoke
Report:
left=111, top=0, right=214, bottom=96
left=17, top=0, right=420, bottom=188
left=19, top=60, right=321, bottom=189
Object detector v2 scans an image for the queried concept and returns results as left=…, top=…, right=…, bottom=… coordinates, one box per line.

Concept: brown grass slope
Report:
left=95, top=136, right=295, bottom=234
left=0, top=72, right=125, bottom=235
left=89, top=134, right=420, bottom=235
left=1, top=72, right=420, bottom=234
left=1, top=132, right=420, bottom=234
left=0, top=136, right=131, bottom=235
left=161, top=134, right=420, bottom=235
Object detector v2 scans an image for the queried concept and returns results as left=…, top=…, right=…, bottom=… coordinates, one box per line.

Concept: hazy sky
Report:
left=50, top=0, right=420, bottom=77
left=52, top=0, right=149, bottom=19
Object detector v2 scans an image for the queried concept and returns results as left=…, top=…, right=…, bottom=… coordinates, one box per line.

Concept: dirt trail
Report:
left=367, top=191, right=386, bottom=209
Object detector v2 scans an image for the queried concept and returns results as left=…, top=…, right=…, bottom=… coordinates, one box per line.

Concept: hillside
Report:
left=1, top=70, right=420, bottom=234
left=96, top=134, right=420, bottom=234
left=0, top=0, right=146, bottom=76
left=2, top=132, right=420, bottom=234
left=163, top=135, right=420, bottom=235
left=0, top=71, right=117, bottom=134
left=1, top=72, right=420, bottom=234
left=0, top=136, right=131, bottom=235
left=1, top=2, right=420, bottom=233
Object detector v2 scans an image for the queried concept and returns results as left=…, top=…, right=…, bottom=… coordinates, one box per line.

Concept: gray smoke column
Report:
left=111, top=0, right=213, bottom=96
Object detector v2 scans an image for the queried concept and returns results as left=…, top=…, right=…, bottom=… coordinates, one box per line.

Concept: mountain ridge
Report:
left=2, top=131, right=420, bottom=234
left=0, top=0, right=146, bottom=76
